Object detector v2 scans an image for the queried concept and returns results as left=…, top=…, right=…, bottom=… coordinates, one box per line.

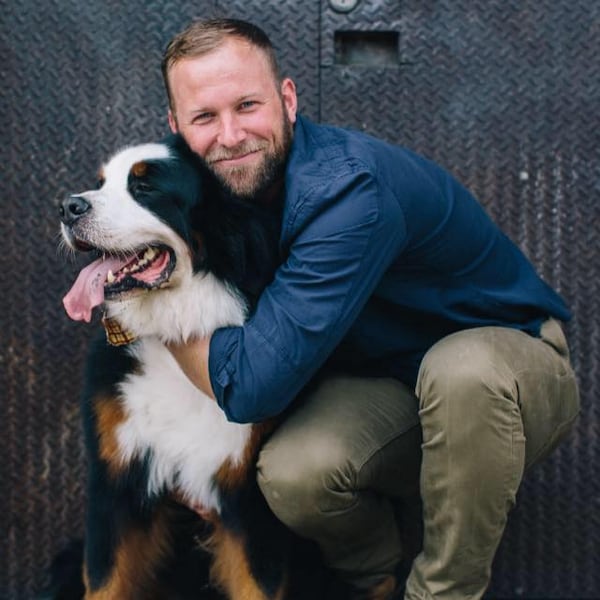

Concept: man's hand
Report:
left=166, top=336, right=216, bottom=400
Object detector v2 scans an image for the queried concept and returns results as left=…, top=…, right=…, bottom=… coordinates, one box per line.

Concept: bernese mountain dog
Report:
left=56, top=134, right=323, bottom=599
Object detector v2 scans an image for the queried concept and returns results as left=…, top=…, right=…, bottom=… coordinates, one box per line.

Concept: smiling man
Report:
left=162, top=18, right=579, bottom=600
left=165, top=29, right=295, bottom=201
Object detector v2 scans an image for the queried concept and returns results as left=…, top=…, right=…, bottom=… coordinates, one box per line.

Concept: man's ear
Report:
left=168, top=109, right=179, bottom=133
left=281, top=78, right=297, bottom=124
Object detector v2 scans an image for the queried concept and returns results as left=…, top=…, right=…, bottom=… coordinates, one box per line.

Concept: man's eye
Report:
left=193, top=113, right=213, bottom=124
left=239, top=101, right=257, bottom=110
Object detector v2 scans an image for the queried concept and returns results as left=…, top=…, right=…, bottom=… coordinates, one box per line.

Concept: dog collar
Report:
left=102, top=314, right=137, bottom=346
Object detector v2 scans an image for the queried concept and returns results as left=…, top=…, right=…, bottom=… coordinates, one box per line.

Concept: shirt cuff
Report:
left=208, top=326, right=240, bottom=414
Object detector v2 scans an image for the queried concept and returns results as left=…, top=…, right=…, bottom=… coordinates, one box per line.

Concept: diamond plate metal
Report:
left=1, top=0, right=598, bottom=597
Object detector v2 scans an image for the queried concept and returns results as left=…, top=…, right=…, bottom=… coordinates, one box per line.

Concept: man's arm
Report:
left=225, top=171, right=407, bottom=421
left=166, top=336, right=215, bottom=399
left=169, top=170, right=406, bottom=423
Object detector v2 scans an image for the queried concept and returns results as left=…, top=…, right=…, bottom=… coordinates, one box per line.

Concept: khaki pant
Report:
left=256, top=320, right=580, bottom=598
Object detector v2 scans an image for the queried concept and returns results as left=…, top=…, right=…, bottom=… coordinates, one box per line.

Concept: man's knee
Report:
left=257, top=374, right=421, bottom=531
left=257, top=431, right=355, bottom=531
left=416, top=330, right=518, bottom=414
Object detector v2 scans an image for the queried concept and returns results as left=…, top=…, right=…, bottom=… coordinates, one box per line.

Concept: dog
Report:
left=57, top=134, right=306, bottom=599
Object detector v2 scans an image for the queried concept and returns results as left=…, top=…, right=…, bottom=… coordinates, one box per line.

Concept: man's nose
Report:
left=217, top=114, right=247, bottom=148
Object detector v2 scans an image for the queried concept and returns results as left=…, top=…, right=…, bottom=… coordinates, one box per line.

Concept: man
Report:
left=163, top=18, right=580, bottom=600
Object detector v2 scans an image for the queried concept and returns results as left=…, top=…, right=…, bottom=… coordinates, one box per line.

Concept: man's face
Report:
left=167, top=38, right=297, bottom=199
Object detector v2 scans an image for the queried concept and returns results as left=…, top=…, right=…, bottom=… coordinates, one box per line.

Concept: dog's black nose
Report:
left=59, top=195, right=91, bottom=225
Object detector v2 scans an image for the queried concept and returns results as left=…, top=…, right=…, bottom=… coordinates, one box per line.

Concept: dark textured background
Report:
left=1, top=1, right=598, bottom=597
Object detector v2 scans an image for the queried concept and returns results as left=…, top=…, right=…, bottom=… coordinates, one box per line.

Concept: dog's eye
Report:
left=130, top=179, right=153, bottom=194
left=96, top=178, right=105, bottom=190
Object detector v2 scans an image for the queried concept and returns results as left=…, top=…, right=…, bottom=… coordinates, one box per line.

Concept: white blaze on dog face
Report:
left=86, top=144, right=174, bottom=250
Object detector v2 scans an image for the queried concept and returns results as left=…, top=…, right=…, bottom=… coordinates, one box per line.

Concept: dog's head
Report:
left=59, top=134, right=281, bottom=343
left=60, top=135, right=210, bottom=325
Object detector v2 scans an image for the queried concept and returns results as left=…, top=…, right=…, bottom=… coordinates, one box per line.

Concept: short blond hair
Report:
left=162, top=18, right=281, bottom=111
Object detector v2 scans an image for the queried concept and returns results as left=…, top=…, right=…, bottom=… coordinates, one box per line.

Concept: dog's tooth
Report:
left=144, top=248, right=156, bottom=260
left=107, top=270, right=115, bottom=283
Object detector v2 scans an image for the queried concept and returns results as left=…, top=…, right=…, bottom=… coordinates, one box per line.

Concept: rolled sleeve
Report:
left=209, top=170, right=406, bottom=423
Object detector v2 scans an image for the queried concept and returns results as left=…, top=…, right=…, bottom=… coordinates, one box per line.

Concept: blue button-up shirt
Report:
left=209, top=115, right=570, bottom=423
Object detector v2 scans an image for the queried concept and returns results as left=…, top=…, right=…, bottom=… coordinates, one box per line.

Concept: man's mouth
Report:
left=62, top=244, right=176, bottom=322
left=210, top=149, right=262, bottom=167
left=207, top=141, right=269, bottom=166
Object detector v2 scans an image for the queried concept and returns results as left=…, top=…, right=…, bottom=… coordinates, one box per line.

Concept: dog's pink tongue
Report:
left=63, top=256, right=130, bottom=322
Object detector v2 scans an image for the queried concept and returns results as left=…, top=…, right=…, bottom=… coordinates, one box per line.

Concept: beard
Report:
left=205, top=111, right=294, bottom=201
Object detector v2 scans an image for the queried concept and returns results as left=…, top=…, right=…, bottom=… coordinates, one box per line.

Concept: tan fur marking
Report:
left=131, top=161, right=148, bottom=178
left=85, top=508, right=172, bottom=599
left=209, top=522, right=285, bottom=600
left=93, top=395, right=127, bottom=478
left=215, top=420, right=276, bottom=491
left=83, top=567, right=90, bottom=595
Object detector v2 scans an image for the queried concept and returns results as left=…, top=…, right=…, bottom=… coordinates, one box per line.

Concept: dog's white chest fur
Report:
left=115, top=337, right=252, bottom=512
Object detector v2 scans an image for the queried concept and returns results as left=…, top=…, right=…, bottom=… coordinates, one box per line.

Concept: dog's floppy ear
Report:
left=159, top=135, right=217, bottom=270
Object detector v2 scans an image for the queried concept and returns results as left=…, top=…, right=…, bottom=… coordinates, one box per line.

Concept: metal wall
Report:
left=1, top=1, right=598, bottom=597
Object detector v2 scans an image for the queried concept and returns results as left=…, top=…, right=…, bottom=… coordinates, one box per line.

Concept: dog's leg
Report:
left=210, top=477, right=290, bottom=599
left=82, top=392, right=174, bottom=599
left=209, top=522, right=286, bottom=600
left=209, top=424, right=290, bottom=599
left=83, top=506, right=173, bottom=600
